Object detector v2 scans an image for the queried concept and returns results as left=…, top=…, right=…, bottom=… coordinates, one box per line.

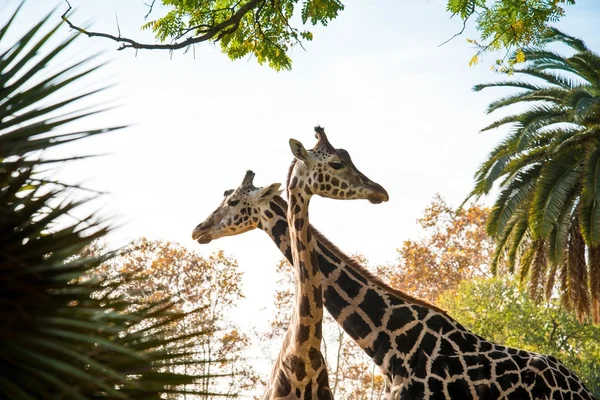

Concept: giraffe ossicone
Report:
left=192, top=130, right=596, bottom=400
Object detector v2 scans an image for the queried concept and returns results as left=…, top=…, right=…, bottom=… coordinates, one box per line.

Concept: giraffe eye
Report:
left=228, top=199, right=240, bottom=207
left=329, top=162, right=344, bottom=170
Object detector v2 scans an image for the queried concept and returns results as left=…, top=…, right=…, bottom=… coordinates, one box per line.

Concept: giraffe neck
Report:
left=261, top=196, right=445, bottom=371
left=285, top=182, right=323, bottom=362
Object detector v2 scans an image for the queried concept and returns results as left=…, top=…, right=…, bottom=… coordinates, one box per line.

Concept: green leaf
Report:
left=529, top=153, right=581, bottom=238
left=581, top=141, right=600, bottom=245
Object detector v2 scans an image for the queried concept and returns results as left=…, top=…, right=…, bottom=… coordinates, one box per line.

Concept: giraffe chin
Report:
left=196, top=235, right=212, bottom=244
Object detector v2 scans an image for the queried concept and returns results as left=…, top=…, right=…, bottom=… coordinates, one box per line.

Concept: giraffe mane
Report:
left=308, top=224, right=448, bottom=315
left=285, top=159, right=297, bottom=195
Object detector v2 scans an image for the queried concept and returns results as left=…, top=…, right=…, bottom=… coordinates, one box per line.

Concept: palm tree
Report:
left=0, top=4, right=228, bottom=399
left=467, top=28, right=600, bottom=323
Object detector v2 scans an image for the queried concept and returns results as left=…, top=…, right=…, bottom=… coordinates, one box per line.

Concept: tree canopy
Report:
left=439, top=277, right=600, bottom=397
left=378, top=195, right=493, bottom=302
left=62, top=0, right=577, bottom=70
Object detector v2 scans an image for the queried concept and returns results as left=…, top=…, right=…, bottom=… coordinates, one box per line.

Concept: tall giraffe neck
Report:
left=286, top=187, right=323, bottom=356
left=261, top=181, right=333, bottom=399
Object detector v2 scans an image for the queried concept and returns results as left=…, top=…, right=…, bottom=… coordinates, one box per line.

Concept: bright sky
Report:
left=3, top=0, right=600, bottom=391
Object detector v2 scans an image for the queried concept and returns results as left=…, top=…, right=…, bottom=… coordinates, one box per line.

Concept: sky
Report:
left=3, top=0, right=600, bottom=389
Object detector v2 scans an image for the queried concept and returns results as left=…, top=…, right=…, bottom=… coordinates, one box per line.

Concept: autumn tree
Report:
left=377, top=195, right=493, bottom=303
left=96, top=237, right=260, bottom=398
left=264, top=257, right=386, bottom=399
left=62, top=0, right=577, bottom=70
left=438, top=277, right=600, bottom=397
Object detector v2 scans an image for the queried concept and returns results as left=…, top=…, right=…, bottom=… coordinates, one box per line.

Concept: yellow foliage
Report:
left=469, top=54, right=480, bottom=67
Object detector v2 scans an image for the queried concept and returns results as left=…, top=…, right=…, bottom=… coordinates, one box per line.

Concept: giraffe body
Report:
left=192, top=141, right=595, bottom=400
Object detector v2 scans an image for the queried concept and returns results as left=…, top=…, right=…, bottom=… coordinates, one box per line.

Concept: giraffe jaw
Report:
left=196, top=234, right=212, bottom=244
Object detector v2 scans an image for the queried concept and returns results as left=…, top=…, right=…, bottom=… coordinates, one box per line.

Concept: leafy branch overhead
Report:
left=62, top=0, right=344, bottom=71
left=62, top=0, right=576, bottom=70
left=448, top=0, right=576, bottom=68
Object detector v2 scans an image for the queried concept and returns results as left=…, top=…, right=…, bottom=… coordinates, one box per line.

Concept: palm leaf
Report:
left=588, top=246, right=600, bottom=323
left=505, top=218, right=531, bottom=274
left=565, top=221, right=590, bottom=322
left=528, top=240, right=548, bottom=302
left=529, top=153, right=582, bottom=238
left=568, top=53, right=600, bottom=87
left=512, top=68, right=581, bottom=89
left=580, top=140, right=600, bottom=245
left=548, top=191, right=579, bottom=266
left=487, top=166, right=538, bottom=238
left=486, top=88, right=569, bottom=114
left=542, top=28, right=590, bottom=53
left=0, top=4, right=230, bottom=399
left=518, top=241, right=536, bottom=284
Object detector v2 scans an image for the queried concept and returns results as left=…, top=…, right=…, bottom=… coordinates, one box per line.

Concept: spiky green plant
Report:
left=467, top=28, right=600, bottom=323
left=0, top=4, right=229, bottom=399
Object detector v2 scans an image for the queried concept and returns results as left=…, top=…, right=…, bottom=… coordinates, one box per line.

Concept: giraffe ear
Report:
left=289, top=138, right=310, bottom=165
left=257, top=183, right=282, bottom=201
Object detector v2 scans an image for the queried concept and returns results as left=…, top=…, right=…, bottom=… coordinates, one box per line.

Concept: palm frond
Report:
left=548, top=191, right=579, bottom=266
left=0, top=4, right=230, bottom=399
left=565, top=221, right=590, bottom=322
left=552, top=125, right=600, bottom=152
left=528, top=240, right=548, bottom=302
left=568, top=53, right=600, bottom=87
left=580, top=140, right=600, bottom=246
left=542, top=27, right=590, bottom=53
left=486, top=88, right=570, bottom=114
left=513, top=105, right=570, bottom=151
left=480, top=114, right=523, bottom=132
left=588, top=246, right=600, bottom=323
left=473, top=81, right=545, bottom=93
left=505, top=218, right=531, bottom=274
left=520, top=49, right=576, bottom=74
left=529, top=153, right=582, bottom=238
left=518, top=241, right=536, bottom=284
left=488, top=166, right=538, bottom=238
left=512, top=68, right=582, bottom=89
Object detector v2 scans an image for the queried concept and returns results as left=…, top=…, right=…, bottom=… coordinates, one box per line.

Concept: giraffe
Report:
left=260, top=126, right=389, bottom=399
left=192, top=156, right=596, bottom=399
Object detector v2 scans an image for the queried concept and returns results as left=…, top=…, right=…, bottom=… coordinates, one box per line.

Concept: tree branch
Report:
left=438, top=17, right=469, bottom=47
left=61, top=0, right=262, bottom=51
left=144, top=0, right=157, bottom=20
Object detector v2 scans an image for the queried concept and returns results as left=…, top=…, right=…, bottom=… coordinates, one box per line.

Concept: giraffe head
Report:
left=288, top=126, right=389, bottom=204
left=191, top=170, right=282, bottom=244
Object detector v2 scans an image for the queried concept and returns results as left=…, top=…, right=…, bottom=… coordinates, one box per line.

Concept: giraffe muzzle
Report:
left=366, top=183, right=389, bottom=204
left=196, top=234, right=212, bottom=244
left=192, top=222, right=213, bottom=244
